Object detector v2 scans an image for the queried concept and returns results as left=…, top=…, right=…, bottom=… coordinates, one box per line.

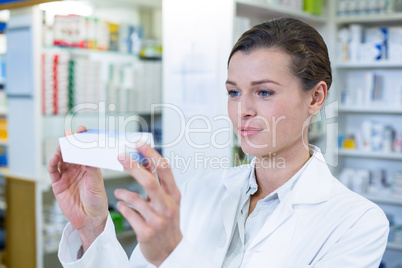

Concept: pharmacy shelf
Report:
left=0, top=139, right=7, bottom=145
left=0, top=167, right=8, bottom=177
left=364, top=194, right=402, bottom=206
left=338, top=149, right=402, bottom=160
left=42, top=46, right=143, bottom=60
left=334, top=61, right=402, bottom=69
left=308, top=132, right=325, bottom=141
left=43, top=244, right=59, bottom=255
left=236, top=0, right=326, bottom=24
left=0, top=108, right=7, bottom=116
left=335, top=13, right=402, bottom=25
left=338, top=106, right=402, bottom=114
left=387, top=242, right=402, bottom=251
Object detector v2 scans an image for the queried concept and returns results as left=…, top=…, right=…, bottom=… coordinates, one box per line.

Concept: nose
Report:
left=239, top=97, right=257, bottom=119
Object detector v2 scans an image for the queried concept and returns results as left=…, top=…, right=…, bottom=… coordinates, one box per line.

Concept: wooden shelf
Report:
left=338, top=106, right=402, bottom=114
left=236, top=0, right=326, bottom=24
left=334, top=61, right=402, bottom=69
left=338, top=149, right=402, bottom=160
left=335, top=13, right=402, bottom=25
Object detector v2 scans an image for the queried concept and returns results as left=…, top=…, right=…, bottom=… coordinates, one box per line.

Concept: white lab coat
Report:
left=59, top=147, right=389, bottom=267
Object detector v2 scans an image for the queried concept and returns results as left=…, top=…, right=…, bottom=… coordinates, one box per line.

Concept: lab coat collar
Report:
left=221, top=167, right=251, bottom=238
left=222, top=145, right=333, bottom=205
left=290, top=146, right=333, bottom=205
left=247, top=146, right=333, bottom=250
left=220, top=145, right=333, bottom=241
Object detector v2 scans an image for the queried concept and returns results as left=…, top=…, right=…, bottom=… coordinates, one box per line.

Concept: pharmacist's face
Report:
left=226, top=48, right=311, bottom=157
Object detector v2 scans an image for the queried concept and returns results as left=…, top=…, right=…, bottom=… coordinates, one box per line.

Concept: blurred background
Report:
left=0, top=0, right=401, bottom=267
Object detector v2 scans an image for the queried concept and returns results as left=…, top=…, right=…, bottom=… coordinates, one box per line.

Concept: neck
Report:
left=253, top=141, right=310, bottom=199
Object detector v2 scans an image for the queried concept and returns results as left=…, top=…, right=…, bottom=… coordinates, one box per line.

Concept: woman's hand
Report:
left=48, top=126, right=108, bottom=251
left=115, top=143, right=182, bottom=267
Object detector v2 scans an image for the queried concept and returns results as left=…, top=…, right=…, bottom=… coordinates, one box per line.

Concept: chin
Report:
left=240, top=144, right=277, bottom=158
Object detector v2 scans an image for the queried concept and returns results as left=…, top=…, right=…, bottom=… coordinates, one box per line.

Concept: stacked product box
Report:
left=337, top=24, right=402, bottom=63
left=338, top=168, right=402, bottom=197
left=72, top=56, right=103, bottom=108
left=337, top=0, right=402, bottom=16
left=339, top=120, right=402, bottom=153
left=41, top=52, right=70, bottom=115
left=107, top=63, right=135, bottom=114
left=53, top=15, right=109, bottom=50
left=341, top=71, right=402, bottom=108
left=394, top=172, right=402, bottom=196
left=43, top=52, right=162, bottom=115
left=52, top=15, right=143, bottom=55
left=105, top=61, right=162, bottom=114
left=133, top=61, right=162, bottom=113
left=43, top=200, right=69, bottom=252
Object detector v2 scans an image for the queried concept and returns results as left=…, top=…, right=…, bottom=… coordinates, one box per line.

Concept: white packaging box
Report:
left=388, top=43, right=402, bottom=62
left=59, top=129, right=154, bottom=171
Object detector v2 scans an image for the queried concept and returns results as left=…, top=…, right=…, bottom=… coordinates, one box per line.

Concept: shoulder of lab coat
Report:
left=288, top=148, right=389, bottom=267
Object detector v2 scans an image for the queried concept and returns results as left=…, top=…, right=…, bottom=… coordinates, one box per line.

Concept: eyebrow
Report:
left=225, top=79, right=282, bottom=86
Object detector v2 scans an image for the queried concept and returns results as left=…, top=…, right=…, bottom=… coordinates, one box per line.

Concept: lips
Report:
left=238, top=126, right=263, bottom=137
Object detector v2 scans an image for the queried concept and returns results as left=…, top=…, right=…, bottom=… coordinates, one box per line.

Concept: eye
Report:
left=227, top=90, right=240, bottom=97
left=257, top=90, right=273, bottom=97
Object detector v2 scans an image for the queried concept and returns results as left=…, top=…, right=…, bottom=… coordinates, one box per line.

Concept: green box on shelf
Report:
left=110, top=211, right=125, bottom=233
left=304, top=0, right=322, bottom=15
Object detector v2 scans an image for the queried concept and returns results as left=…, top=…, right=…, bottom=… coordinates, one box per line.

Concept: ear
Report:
left=308, top=81, right=327, bottom=115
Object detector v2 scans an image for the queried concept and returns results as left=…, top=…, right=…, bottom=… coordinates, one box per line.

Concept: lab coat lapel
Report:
left=247, top=194, right=294, bottom=250
left=221, top=188, right=242, bottom=238
left=221, top=164, right=254, bottom=238
left=247, top=147, right=333, bottom=249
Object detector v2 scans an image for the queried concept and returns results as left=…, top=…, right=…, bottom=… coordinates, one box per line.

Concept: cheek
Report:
left=271, top=100, right=308, bottom=134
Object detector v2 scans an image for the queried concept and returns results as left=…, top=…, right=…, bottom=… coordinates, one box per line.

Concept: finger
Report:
left=114, top=189, right=155, bottom=220
left=84, top=165, right=103, bottom=182
left=48, top=154, right=61, bottom=183
left=116, top=201, right=154, bottom=242
left=55, top=145, right=71, bottom=172
left=65, top=130, right=73, bottom=136
left=137, top=143, right=179, bottom=198
left=119, top=155, right=167, bottom=206
left=76, top=125, right=87, bottom=133
left=143, top=161, right=157, bottom=179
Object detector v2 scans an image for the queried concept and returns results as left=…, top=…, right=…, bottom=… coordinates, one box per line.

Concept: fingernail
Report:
left=136, top=141, right=147, bottom=149
left=114, top=189, right=120, bottom=196
left=118, top=153, right=127, bottom=164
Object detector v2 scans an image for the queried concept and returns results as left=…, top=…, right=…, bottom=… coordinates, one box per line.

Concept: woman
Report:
left=49, top=18, right=389, bottom=267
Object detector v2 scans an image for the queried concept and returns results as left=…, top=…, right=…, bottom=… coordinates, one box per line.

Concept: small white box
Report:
left=59, top=129, right=154, bottom=171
